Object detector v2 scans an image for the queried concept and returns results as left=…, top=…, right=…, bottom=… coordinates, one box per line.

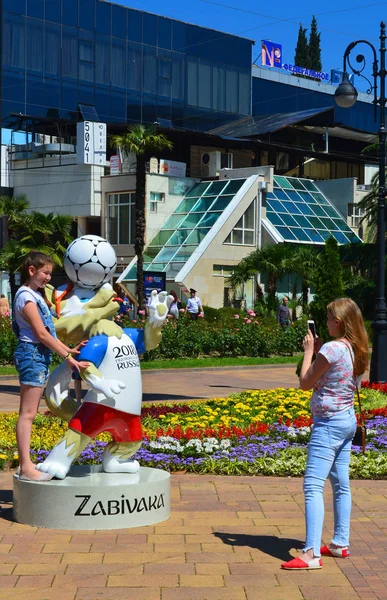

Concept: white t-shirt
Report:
left=14, top=286, right=51, bottom=343
left=186, top=296, right=202, bottom=314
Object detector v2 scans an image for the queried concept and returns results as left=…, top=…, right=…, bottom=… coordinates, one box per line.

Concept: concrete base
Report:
left=13, top=466, right=170, bottom=530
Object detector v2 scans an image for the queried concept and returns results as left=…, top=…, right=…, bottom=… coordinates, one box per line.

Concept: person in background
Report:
left=0, top=293, right=10, bottom=317
left=168, top=290, right=181, bottom=319
left=276, top=296, right=291, bottom=329
left=185, top=288, right=203, bottom=321
left=13, top=251, right=89, bottom=482
left=281, top=298, right=369, bottom=570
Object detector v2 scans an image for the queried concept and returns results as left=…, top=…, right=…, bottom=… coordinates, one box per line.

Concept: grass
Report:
left=0, top=355, right=301, bottom=377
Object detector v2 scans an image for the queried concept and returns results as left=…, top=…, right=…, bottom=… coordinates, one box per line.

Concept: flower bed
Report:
left=1, top=388, right=387, bottom=478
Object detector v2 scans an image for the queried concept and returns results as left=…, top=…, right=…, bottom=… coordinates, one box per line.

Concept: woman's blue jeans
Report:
left=303, top=407, right=357, bottom=556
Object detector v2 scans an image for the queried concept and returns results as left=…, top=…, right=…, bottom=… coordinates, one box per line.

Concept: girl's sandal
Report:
left=320, top=545, right=350, bottom=558
left=281, top=557, right=322, bottom=570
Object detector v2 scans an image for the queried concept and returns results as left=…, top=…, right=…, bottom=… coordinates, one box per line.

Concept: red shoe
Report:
left=320, top=545, right=350, bottom=558
left=281, top=557, right=322, bottom=570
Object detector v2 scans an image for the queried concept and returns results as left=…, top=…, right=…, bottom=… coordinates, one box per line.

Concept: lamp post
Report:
left=334, top=21, right=387, bottom=383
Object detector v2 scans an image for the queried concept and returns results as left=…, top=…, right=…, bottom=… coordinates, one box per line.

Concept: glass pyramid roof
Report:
left=266, top=176, right=361, bottom=245
left=123, top=178, right=247, bottom=281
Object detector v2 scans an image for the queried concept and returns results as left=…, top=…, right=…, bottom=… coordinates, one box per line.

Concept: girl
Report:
left=168, top=290, right=180, bottom=319
left=13, top=251, right=89, bottom=482
left=281, top=298, right=369, bottom=570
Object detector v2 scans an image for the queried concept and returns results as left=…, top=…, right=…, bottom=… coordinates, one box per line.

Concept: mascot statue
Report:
left=37, top=235, right=172, bottom=480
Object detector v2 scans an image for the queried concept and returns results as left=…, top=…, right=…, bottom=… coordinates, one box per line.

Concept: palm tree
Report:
left=0, top=197, right=73, bottom=297
left=110, top=124, right=173, bottom=309
left=358, top=171, right=379, bottom=242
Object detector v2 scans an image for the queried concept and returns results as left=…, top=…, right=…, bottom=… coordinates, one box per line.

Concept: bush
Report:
left=0, top=317, right=17, bottom=366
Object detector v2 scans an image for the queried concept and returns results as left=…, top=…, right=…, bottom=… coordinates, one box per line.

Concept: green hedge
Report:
left=0, top=317, right=17, bottom=366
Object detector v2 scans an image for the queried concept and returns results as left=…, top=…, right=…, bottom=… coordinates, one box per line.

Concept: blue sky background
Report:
left=120, top=0, right=387, bottom=83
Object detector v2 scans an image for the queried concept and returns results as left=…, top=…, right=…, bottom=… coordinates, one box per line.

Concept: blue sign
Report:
left=144, top=272, right=166, bottom=302
left=331, top=69, right=354, bottom=85
left=262, top=40, right=282, bottom=68
left=282, top=63, right=330, bottom=81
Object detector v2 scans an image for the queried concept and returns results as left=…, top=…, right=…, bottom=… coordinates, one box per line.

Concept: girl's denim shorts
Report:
left=14, top=341, right=52, bottom=387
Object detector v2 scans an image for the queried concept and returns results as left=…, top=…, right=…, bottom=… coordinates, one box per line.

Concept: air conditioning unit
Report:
left=201, top=151, right=221, bottom=177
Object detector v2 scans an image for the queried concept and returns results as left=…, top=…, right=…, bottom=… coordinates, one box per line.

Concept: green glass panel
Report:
left=184, top=228, right=210, bottom=244
left=145, top=263, right=165, bottom=272
left=166, top=229, right=191, bottom=245
left=172, top=245, right=197, bottom=261
left=324, top=205, right=341, bottom=218
left=301, top=179, right=318, bottom=192
left=268, top=213, right=285, bottom=227
left=179, top=213, right=205, bottom=228
left=143, top=247, right=160, bottom=262
left=162, top=214, right=186, bottom=229
left=291, top=228, right=312, bottom=242
left=292, top=215, right=311, bottom=229
left=323, top=218, right=340, bottom=231
left=281, top=213, right=299, bottom=227
left=149, top=230, right=174, bottom=246
left=186, top=182, right=210, bottom=197
left=311, top=192, right=329, bottom=205
left=211, top=195, right=233, bottom=211
left=291, top=179, right=307, bottom=191
left=319, top=230, right=332, bottom=240
left=274, top=176, right=294, bottom=189
left=122, top=265, right=137, bottom=281
left=198, top=212, right=221, bottom=227
left=222, top=179, right=246, bottom=195
left=175, top=197, right=200, bottom=213
left=166, top=262, right=186, bottom=276
left=204, top=180, right=228, bottom=195
left=308, top=216, right=326, bottom=229
left=153, top=246, right=178, bottom=262
left=276, top=226, right=297, bottom=240
left=311, top=204, right=328, bottom=218
left=192, top=196, right=217, bottom=211
left=333, top=231, right=350, bottom=244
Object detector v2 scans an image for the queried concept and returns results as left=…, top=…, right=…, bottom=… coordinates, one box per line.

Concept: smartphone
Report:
left=308, top=320, right=317, bottom=338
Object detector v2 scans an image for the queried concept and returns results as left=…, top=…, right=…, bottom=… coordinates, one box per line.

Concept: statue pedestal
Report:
left=13, top=466, right=170, bottom=530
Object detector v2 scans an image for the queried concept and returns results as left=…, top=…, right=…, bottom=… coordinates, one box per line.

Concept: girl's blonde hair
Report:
left=327, top=297, right=369, bottom=376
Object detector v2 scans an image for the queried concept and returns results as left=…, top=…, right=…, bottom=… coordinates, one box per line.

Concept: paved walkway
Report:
left=0, top=365, right=386, bottom=600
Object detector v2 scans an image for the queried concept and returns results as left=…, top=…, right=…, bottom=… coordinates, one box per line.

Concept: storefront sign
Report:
left=282, top=63, right=330, bottom=81
left=110, top=155, right=121, bottom=175
left=144, top=272, right=167, bottom=302
left=76, top=121, right=107, bottom=166
left=159, top=159, right=186, bottom=177
left=262, top=40, right=282, bottom=68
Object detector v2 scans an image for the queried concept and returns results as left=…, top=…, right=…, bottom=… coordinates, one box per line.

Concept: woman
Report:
left=168, top=290, right=180, bottom=319
left=0, top=293, right=10, bottom=316
left=13, top=251, right=89, bottom=482
left=281, top=298, right=369, bottom=570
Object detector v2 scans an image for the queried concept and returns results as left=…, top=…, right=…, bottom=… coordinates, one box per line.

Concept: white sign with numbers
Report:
left=76, top=121, right=107, bottom=166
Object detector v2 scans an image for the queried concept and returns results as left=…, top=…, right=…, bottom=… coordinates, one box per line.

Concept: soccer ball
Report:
left=64, top=235, right=117, bottom=289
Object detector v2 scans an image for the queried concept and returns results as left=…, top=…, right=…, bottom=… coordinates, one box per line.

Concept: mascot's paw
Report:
left=102, top=453, right=140, bottom=474
left=147, top=290, right=173, bottom=328
left=86, top=374, right=126, bottom=400
left=36, top=460, right=69, bottom=480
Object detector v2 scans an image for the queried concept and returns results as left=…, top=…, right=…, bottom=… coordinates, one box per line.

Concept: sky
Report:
left=119, top=0, right=387, bottom=84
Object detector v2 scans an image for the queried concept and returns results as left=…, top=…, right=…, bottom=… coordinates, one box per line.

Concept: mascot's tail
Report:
left=44, top=361, right=82, bottom=422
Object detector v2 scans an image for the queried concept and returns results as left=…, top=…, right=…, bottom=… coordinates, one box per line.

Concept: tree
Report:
left=308, top=15, right=322, bottom=71
left=294, top=24, right=309, bottom=67
left=0, top=196, right=73, bottom=298
left=357, top=171, right=380, bottom=242
left=110, top=125, right=173, bottom=309
left=310, top=236, right=344, bottom=340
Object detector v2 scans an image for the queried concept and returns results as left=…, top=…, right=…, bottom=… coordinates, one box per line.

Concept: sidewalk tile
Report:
left=107, top=574, right=178, bottom=587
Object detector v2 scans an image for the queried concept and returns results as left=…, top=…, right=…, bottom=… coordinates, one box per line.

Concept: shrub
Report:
left=0, top=316, right=17, bottom=366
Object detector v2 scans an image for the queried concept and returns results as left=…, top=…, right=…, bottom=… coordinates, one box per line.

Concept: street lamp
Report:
left=334, top=21, right=387, bottom=383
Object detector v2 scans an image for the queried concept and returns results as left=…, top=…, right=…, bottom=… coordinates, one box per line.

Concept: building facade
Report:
left=1, top=0, right=252, bottom=131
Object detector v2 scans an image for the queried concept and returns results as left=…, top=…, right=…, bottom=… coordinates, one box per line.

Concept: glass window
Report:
left=95, top=35, right=110, bottom=85
left=281, top=213, right=299, bottom=227
left=45, top=0, right=60, bottom=22
left=3, top=13, right=25, bottom=68
left=166, top=230, right=190, bottom=245
left=172, top=21, right=185, bottom=52
left=187, top=57, right=198, bottom=106
left=110, top=91, right=126, bottom=121
left=179, top=213, right=205, bottom=229
left=27, top=74, right=43, bottom=113
left=274, top=176, right=294, bottom=190
left=273, top=189, right=290, bottom=201
left=204, top=180, right=228, bottom=195
left=62, top=0, right=78, bottom=27
left=158, top=17, right=171, bottom=49
left=175, top=198, right=198, bottom=213
left=79, top=0, right=95, bottom=30
left=45, top=22, right=60, bottom=75
left=127, top=9, right=142, bottom=42
left=198, top=60, right=212, bottom=109
left=172, top=51, right=184, bottom=100
left=184, top=228, right=210, bottom=245
left=267, top=199, right=285, bottom=214
left=192, top=197, right=216, bottom=212
left=211, top=196, right=233, bottom=211
left=128, top=41, right=142, bottom=91
left=276, top=227, right=297, bottom=241
left=225, top=67, right=238, bottom=113
left=62, top=27, right=78, bottom=79
left=27, top=0, right=43, bottom=18
left=290, top=228, right=312, bottom=242
left=149, top=230, right=174, bottom=247
left=61, top=82, right=77, bottom=110
left=149, top=191, right=164, bottom=213
left=3, top=0, right=26, bottom=13
left=26, top=18, right=43, bottom=72
left=302, top=179, right=319, bottom=192
left=111, top=38, right=126, bottom=88
left=143, top=45, right=157, bottom=93
left=79, top=39, right=94, bottom=83
left=224, top=200, right=255, bottom=245
left=107, top=192, right=136, bottom=245
left=267, top=213, right=284, bottom=227
left=112, top=4, right=126, bottom=38
left=143, top=13, right=157, bottom=45
left=162, top=214, right=186, bottom=229
left=238, top=69, right=250, bottom=115
left=173, top=246, right=197, bottom=261
left=222, top=179, right=245, bottom=195
left=44, top=78, right=60, bottom=116
left=212, top=64, right=226, bottom=111
left=186, top=182, right=209, bottom=197
left=96, top=0, right=110, bottom=34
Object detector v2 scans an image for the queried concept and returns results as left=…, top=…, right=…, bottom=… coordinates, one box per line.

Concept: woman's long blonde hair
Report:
left=327, top=298, right=369, bottom=376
